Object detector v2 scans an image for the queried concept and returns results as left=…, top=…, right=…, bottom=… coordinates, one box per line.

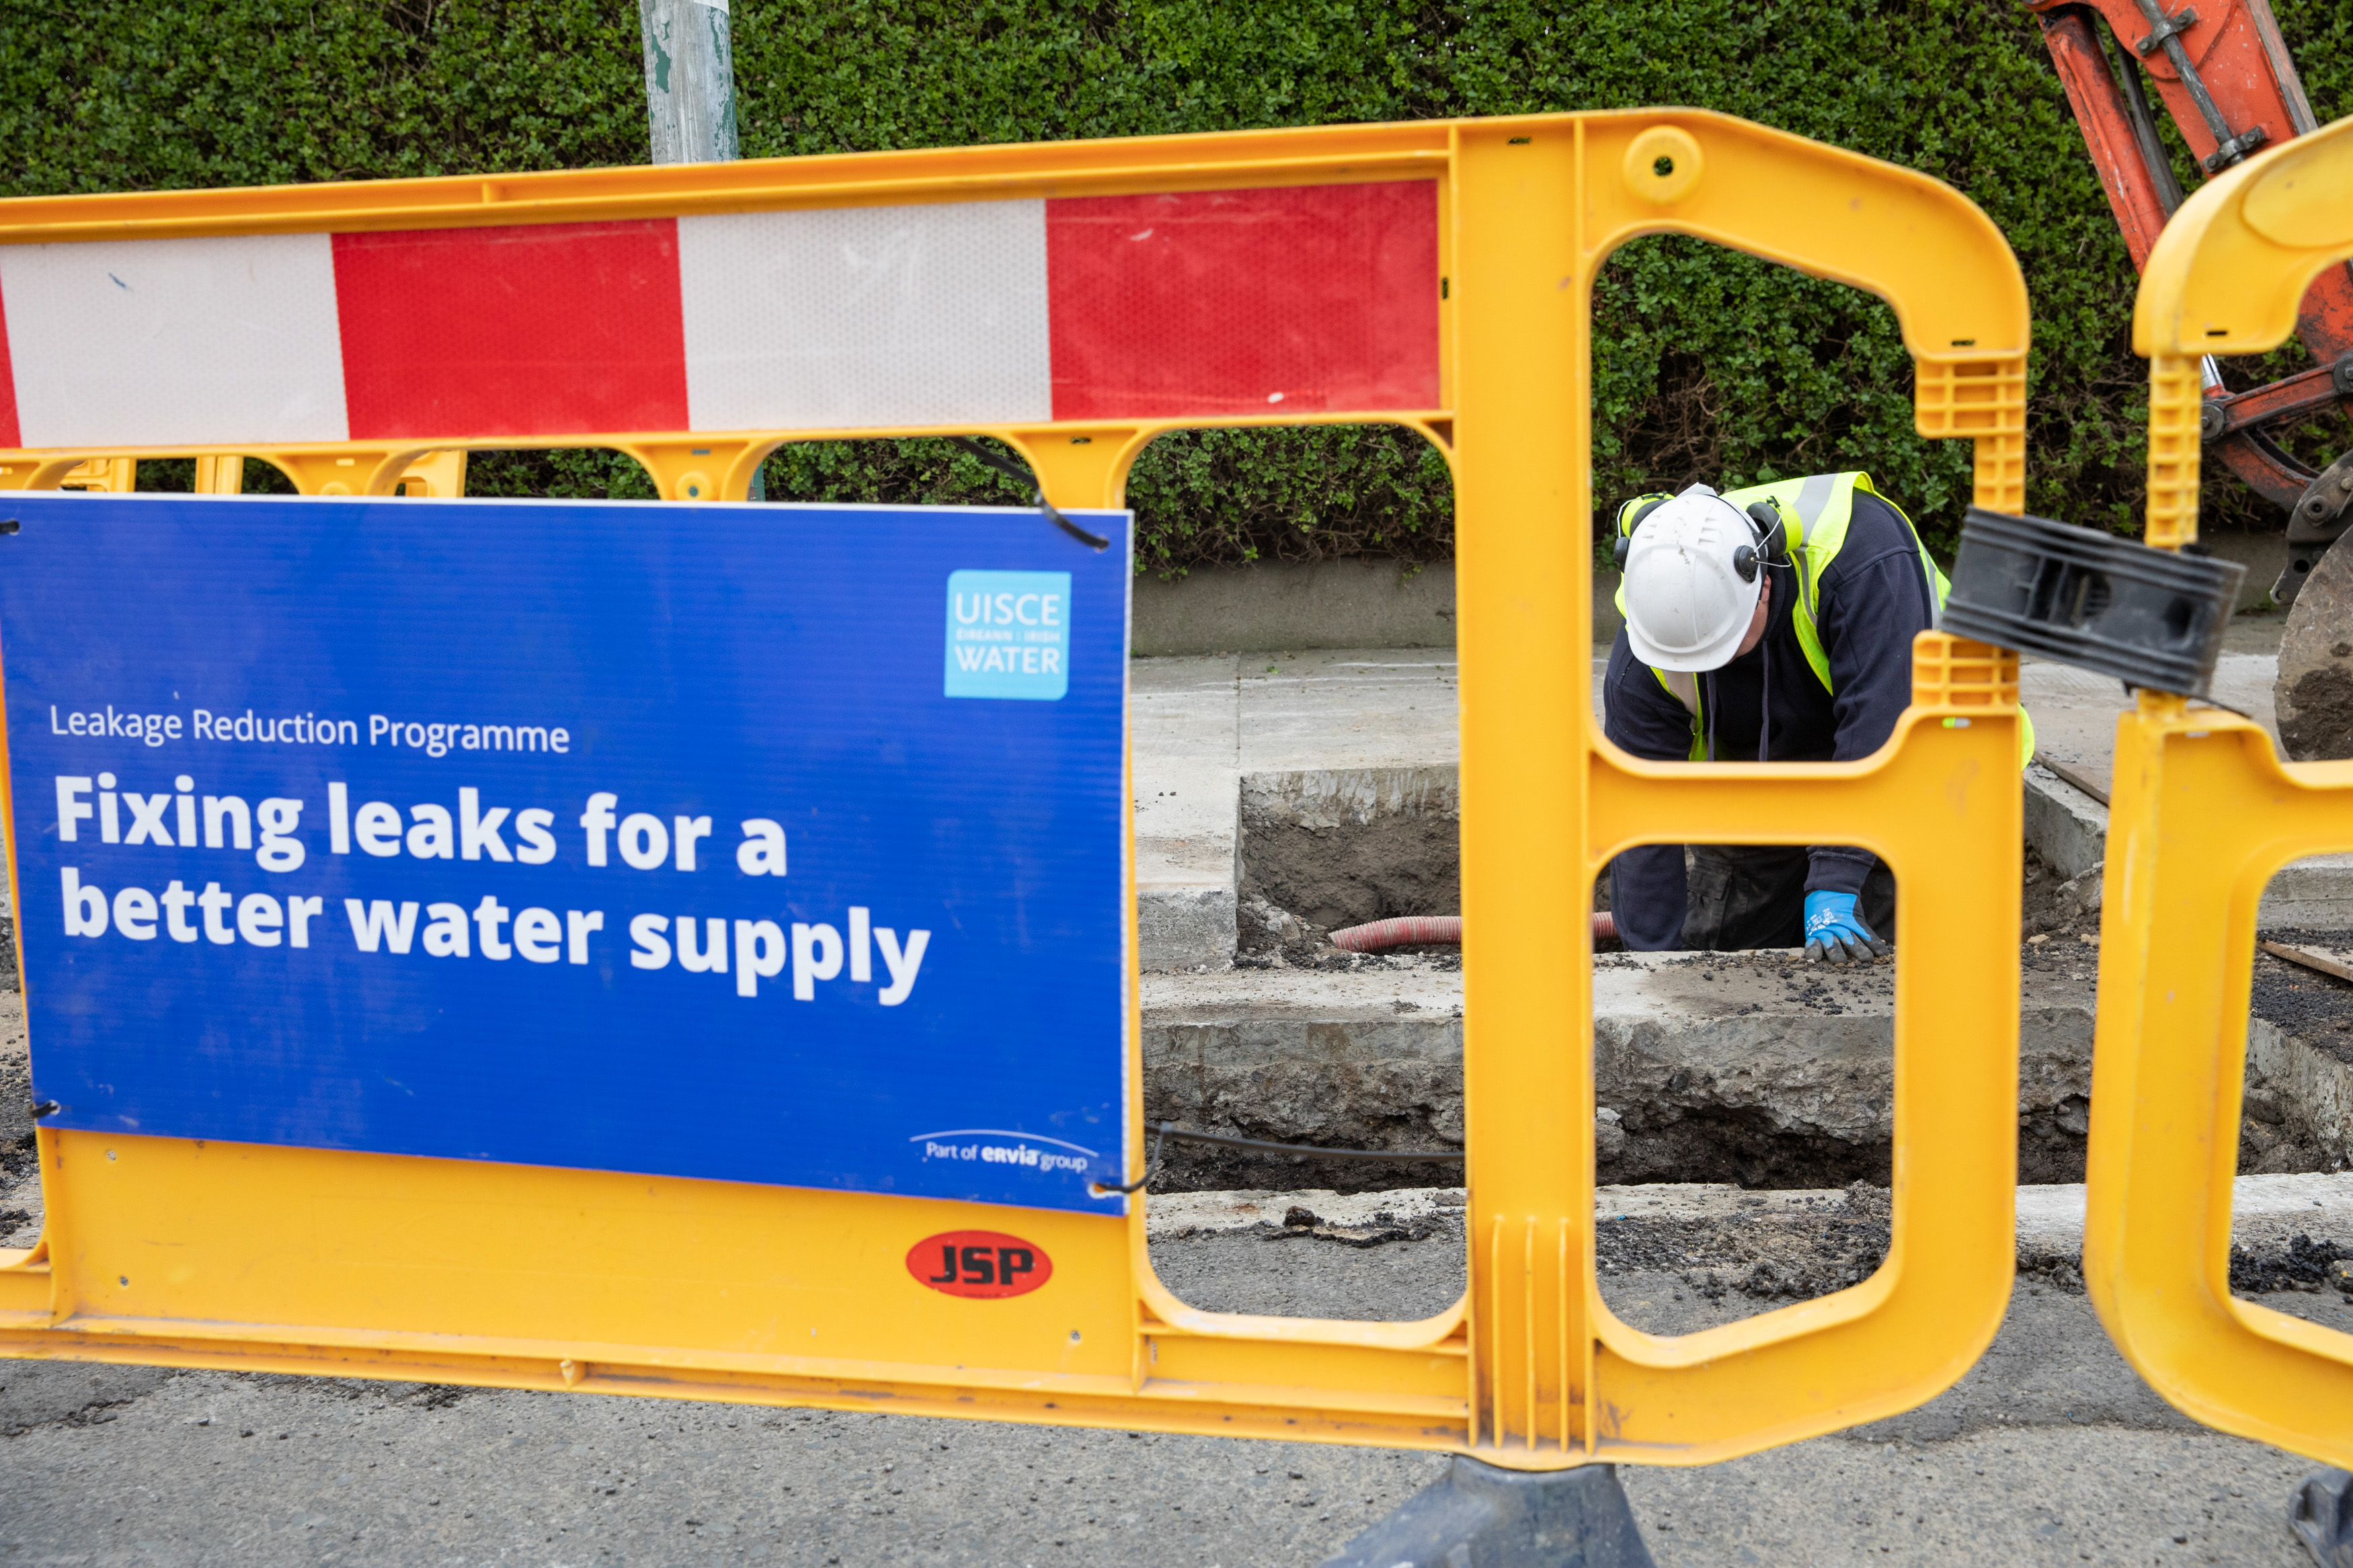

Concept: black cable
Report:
left=946, top=437, right=1111, bottom=551
left=1094, top=1120, right=1171, bottom=1195
left=1092, top=1121, right=1465, bottom=1196
left=1159, top=1124, right=1464, bottom=1162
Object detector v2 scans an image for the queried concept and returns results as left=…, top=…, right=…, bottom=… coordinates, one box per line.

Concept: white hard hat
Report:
left=1620, top=485, right=1765, bottom=673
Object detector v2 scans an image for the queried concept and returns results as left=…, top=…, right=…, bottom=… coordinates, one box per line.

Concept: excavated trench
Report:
left=1236, top=767, right=1460, bottom=945
left=1150, top=767, right=2353, bottom=1194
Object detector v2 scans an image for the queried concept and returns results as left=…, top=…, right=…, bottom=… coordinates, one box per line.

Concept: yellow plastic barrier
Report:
left=2086, top=113, right=2353, bottom=1464
left=0, top=111, right=2030, bottom=1467
left=8, top=453, right=450, bottom=496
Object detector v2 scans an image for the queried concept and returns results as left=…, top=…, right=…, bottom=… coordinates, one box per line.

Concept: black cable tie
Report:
left=0, top=519, right=19, bottom=536
left=947, top=437, right=1110, bottom=551
left=28, top=1100, right=58, bottom=1119
left=1094, top=1120, right=1172, bottom=1196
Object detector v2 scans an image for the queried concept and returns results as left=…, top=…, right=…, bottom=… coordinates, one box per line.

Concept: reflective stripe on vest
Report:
left=1721, top=471, right=1942, bottom=697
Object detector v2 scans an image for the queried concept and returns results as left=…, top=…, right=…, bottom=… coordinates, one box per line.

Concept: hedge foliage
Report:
left=7, top=0, right=2350, bottom=567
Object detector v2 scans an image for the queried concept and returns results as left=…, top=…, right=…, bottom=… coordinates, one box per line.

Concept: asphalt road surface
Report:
left=5, top=1211, right=2344, bottom=1566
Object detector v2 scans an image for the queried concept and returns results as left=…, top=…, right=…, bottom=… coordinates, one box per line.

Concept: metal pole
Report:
left=638, top=0, right=764, bottom=499
left=638, top=0, right=739, bottom=165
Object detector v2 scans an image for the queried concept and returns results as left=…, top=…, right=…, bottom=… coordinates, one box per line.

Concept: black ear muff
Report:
left=1745, top=501, right=1789, bottom=567
left=1613, top=535, right=1632, bottom=569
left=1733, top=544, right=1759, bottom=583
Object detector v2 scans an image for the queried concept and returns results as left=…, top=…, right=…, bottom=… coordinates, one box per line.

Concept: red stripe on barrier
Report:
left=0, top=278, right=22, bottom=449
left=1045, top=182, right=1439, bottom=421
left=334, top=220, right=690, bottom=441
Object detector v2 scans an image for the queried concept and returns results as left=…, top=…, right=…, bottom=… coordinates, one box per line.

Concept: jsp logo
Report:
left=905, top=1229, right=1053, bottom=1299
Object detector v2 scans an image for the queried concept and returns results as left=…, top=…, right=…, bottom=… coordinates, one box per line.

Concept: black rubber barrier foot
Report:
left=2290, top=1468, right=2353, bottom=1567
left=1941, top=505, right=2244, bottom=699
left=1319, top=1455, right=1657, bottom=1568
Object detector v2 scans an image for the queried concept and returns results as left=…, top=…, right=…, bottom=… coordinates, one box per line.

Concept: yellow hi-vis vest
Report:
left=1611, top=472, right=2034, bottom=766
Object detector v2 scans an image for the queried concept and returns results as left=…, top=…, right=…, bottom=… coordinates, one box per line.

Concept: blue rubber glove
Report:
left=1804, top=890, right=1890, bottom=966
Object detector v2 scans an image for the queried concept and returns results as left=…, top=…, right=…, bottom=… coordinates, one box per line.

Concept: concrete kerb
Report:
left=1148, top=1165, right=2353, bottom=1260
left=1126, top=558, right=1630, bottom=659
left=2016, top=643, right=2353, bottom=925
left=1148, top=1171, right=2353, bottom=1255
left=2024, top=764, right=2108, bottom=882
left=2022, top=764, right=2353, bottom=927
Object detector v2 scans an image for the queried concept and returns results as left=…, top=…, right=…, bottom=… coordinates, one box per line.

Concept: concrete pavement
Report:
left=1132, top=651, right=1458, bottom=969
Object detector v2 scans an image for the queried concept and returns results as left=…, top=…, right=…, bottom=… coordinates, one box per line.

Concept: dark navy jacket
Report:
left=1603, top=489, right=1938, bottom=950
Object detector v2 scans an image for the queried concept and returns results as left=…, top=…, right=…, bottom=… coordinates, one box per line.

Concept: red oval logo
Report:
left=906, top=1230, right=1053, bottom=1298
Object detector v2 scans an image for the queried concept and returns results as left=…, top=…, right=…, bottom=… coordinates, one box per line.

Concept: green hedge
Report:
left=11, top=0, right=2349, bottom=566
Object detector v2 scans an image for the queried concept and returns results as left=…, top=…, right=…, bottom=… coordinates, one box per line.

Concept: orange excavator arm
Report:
left=2028, top=0, right=2353, bottom=599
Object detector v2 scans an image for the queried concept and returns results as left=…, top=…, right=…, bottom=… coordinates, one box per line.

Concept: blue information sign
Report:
left=0, top=493, right=1133, bottom=1213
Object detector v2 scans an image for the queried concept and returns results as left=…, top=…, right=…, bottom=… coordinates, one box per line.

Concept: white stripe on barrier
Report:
left=678, top=200, right=1051, bottom=433
left=0, top=233, right=349, bottom=448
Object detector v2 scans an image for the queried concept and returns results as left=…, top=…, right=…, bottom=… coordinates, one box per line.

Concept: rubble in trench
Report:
left=1191, top=838, right=2353, bottom=1201
left=1138, top=817, right=2353, bottom=1331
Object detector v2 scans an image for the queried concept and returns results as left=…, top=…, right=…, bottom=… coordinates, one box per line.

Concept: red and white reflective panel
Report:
left=1045, top=183, right=1441, bottom=421
left=0, top=234, right=349, bottom=449
left=678, top=200, right=1053, bottom=431
left=0, top=181, right=1439, bottom=448
left=335, top=220, right=690, bottom=441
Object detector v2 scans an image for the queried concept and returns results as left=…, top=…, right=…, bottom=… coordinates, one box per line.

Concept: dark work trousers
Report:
left=1679, top=845, right=1899, bottom=952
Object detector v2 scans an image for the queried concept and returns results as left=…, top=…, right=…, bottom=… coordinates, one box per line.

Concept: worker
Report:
left=1599, top=472, right=2022, bottom=964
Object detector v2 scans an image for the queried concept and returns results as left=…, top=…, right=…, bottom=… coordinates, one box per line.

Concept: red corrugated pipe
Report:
left=1328, top=912, right=1617, bottom=952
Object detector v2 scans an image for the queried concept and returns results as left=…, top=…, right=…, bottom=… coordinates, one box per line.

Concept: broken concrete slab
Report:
left=2260, top=856, right=2353, bottom=930
left=1140, top=947, right=2353, bottom=1192
left=2014, top=1169, right=2353, bottom=1253
left=1142, top=962, right=1464, bottom=1188
left=1141, top=952, right=2106, bottom=1190
left=1593, top=950, right=2102, bottom=1186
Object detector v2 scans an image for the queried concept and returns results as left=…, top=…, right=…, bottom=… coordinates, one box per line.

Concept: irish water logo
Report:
left=944, top=571, right=1071, bottom=700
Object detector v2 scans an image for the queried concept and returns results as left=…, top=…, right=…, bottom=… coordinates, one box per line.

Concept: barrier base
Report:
left=1320, top=1456, right=1656, bottom=1568
left=2292, top=1469, right=2353, bottom=1567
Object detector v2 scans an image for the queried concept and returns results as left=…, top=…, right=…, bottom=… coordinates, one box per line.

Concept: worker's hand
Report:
left=1803, top=891, right=1890, bottom=966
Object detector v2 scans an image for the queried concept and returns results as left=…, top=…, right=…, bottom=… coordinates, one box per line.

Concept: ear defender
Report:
left=1732, top=499, right=1790, bottom=582
left=1611, top=495, right=1673, bottom=569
